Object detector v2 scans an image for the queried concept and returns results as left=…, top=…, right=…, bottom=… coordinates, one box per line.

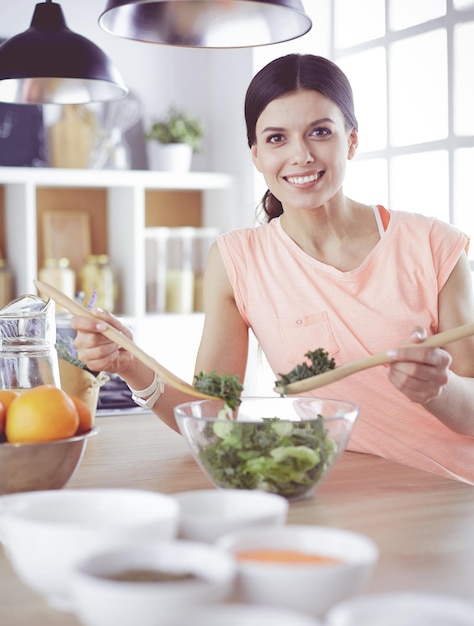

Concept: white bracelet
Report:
left=130, top=373, right=165, bottom=409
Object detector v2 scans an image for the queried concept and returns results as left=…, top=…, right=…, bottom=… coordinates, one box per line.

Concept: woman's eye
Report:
left=267, top=133, right=285, bottom=144
left=310, top=127, right=331, bottom=137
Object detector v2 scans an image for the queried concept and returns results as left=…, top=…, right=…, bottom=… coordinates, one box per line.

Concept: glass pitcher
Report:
left=0, top=294, right=60, bottom=391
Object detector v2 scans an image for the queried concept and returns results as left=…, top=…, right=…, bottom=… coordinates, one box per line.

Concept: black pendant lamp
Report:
left=0, top=1, right=128, bottom=105
left=99, top=0, right=312, bottom=48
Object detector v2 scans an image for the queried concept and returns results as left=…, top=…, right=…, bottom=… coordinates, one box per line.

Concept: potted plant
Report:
left=145, top=105, right=205, bottom=172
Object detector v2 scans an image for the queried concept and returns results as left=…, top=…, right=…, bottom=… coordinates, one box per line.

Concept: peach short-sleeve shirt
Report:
left=218, top=208, right=473, bottom=483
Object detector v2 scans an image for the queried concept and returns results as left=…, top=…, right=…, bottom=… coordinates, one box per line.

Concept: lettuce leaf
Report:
left=198, top=416, right=336, bottom=499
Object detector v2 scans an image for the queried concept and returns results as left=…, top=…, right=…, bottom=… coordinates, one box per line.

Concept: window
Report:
left=332, top=0, right=474, bottom=261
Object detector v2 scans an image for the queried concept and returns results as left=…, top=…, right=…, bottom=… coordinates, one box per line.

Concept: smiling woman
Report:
left=71, top=53, right=474, bottom=486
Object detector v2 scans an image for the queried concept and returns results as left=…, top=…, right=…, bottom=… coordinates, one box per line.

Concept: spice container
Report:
left=145, top=227, right=169, bottom=313
left=166, top=227, right=195, bottom=314
left=79, top=254, right=116, bottom=311
left=0, top=258, right=13, bottom=308
left=192, top=227, right=218, bottom=312
left=145, top=227, right=203, bottom=314
left=38, top=258, right=75, bottom=314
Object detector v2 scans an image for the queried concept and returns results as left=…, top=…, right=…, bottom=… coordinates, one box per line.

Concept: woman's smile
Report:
left=285, top=171, right=324, bottom=186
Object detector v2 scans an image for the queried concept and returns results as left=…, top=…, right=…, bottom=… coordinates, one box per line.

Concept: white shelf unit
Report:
left=0, top=167, right=234, bottom=317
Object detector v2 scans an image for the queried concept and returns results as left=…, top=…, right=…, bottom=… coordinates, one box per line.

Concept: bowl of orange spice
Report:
left=0, top=385, right=97, bottom=494
left=216, top=525, right=378, bottom=618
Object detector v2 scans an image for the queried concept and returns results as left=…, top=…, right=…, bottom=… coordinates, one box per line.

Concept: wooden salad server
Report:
left=34, top=279, right=215, bottom=400
left=274, top=322, right=474, bottom=395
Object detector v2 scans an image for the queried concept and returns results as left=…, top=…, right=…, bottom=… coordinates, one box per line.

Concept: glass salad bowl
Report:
left=174, top=397, right=359, bottom=501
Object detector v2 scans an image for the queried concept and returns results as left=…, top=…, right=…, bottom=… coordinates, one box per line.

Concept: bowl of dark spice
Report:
left=70, top=540, right=237, bottom=626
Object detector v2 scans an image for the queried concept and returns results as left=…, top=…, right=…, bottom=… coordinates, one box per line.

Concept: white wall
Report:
left=132, top=314, right=275, bottom=396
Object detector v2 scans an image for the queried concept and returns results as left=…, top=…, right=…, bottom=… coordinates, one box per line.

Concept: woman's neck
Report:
left=279, top=199, right=381, bottom=271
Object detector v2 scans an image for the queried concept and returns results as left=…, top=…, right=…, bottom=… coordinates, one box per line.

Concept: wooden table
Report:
left=1, top=411, right=474, bottom=625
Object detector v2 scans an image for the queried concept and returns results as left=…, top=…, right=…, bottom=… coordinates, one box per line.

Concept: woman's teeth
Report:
left=286, top=173, right=320, bottom=185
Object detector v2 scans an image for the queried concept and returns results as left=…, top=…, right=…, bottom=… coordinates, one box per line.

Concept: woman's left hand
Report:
left=387, top=327, right=452, bottom=405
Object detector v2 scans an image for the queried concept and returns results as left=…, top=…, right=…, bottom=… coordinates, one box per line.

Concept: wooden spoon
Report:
left=274, top=322, right=474, bottom=395
left=34, top=279, right=214, bottom=400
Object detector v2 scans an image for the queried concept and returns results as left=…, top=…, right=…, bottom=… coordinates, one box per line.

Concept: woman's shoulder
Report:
left=389, top=209, right=465, bottom=236
left=387, top=210, right=469, bottom=264
left=218, top=220, right=277, bottom=246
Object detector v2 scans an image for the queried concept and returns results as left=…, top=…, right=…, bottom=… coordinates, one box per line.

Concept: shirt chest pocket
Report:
left=278, top=311, right=340, bottom=365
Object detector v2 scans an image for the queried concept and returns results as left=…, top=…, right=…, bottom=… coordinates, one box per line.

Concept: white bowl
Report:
left=325, top=592, right=474, bottom=625
left=71, top=540, right=237, bottom=626
left=216, top=525, right=378, bottom=617
left=173, top=489, right=288, bottom=543
left=165, top=604, right=323, bottom=626
left=0, top=488, right=179, bottom=610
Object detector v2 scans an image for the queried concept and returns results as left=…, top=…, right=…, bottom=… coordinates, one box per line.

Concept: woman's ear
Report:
left=251, top=144, right=263, bottom=172
left=347, top=128, right=358, bottom=160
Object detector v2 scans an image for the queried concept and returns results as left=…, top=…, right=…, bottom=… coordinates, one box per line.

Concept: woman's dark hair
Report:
left=245, top=54, right=358, bottom=221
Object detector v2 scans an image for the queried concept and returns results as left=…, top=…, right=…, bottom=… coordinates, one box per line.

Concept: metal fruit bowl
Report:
left=0, top=427, right=98, bottom=495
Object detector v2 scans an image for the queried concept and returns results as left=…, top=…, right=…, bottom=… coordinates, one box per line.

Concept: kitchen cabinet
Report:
left=0, top=166, right=234, bottom=316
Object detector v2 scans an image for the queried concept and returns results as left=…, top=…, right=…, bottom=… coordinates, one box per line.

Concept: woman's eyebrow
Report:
left=260, top=117, right=335, bottom=134
left=260, top=126, right=284, bottom=134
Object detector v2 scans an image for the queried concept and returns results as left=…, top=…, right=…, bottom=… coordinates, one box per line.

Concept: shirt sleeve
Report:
left=429, top=218, right=470, bottom=293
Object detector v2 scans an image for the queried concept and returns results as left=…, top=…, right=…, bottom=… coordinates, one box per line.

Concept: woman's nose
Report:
left=291, top=139, right=315, bottom=165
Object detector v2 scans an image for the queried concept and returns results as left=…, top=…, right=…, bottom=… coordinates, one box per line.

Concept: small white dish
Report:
left=173, top=489, right=288, bottom=543
left=71, top=540, right=237, bottom=626
left=216, top=524, right=378, bottom=617
left=325, top=591, right=474, bottom=625
left=0, top=488, right=179, bottom=610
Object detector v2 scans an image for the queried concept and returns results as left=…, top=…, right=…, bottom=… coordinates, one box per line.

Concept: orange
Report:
left=5, top=385, right=79, bottom=444
left=0, top=392, right=19, bottom=440
left=0, top=390, right=20, bottom=412
left=70, top=395, right=93, bottom=435
left=0, top=401, right=5, bottom=439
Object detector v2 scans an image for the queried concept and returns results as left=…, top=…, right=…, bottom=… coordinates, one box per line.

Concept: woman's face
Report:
left=251, top=89, right=358, bottom=212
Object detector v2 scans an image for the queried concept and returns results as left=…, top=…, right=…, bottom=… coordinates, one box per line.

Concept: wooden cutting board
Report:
left=50, top=105, right=97, bottom=169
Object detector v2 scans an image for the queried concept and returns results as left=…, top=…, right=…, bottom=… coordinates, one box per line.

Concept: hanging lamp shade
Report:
left=99, top=0, right=312, bottom=48
left=0, top=1, right=128, bottom=105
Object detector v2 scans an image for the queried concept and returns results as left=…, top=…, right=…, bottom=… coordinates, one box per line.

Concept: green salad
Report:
left=193, top=355, right=337, bottom=499
left=198, top=415, right=336, bottom=500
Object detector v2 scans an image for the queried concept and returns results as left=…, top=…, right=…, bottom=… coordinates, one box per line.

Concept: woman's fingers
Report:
left=70, top=310, right=134, bottom=374
left=409, top=326, right=428, bottom=343
left=387, top=328, right=451, bottom=404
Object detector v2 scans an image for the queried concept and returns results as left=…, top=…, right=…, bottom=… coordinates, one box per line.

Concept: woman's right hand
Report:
left=70, top=308, right=135, bottom=377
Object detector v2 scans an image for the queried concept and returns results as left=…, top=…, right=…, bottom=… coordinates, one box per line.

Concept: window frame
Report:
left=330, top=1, right=474, bottom=262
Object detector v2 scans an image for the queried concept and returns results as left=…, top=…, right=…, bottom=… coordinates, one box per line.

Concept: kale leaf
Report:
left=276, top=348, right=336, bottom=386
left=194, top=370, right=243, bottom=410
